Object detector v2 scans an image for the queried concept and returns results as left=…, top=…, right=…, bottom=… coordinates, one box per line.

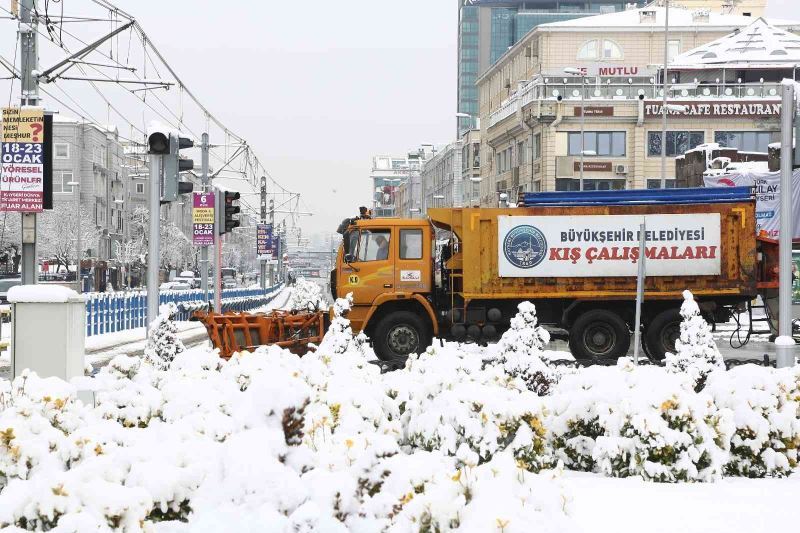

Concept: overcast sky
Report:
left=766, top=0, right=796, bottom=16
left=116, top=0, right=457, bottom=237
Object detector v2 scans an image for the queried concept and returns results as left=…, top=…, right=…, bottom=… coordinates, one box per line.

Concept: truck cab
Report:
left=333, top=214, right=439, bottom=360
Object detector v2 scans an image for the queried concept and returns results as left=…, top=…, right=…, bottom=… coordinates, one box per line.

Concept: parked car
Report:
left=174, top=271, right=198, bottom=288
left=159, top=281, right=192, bottom=291
left=0, top=278, right=22, bottom=304
left=223, top=280, right=237, bottom=289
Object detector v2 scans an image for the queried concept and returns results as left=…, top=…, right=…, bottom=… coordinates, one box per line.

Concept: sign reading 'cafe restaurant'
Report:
left=644, top=101, right=782, bottom=119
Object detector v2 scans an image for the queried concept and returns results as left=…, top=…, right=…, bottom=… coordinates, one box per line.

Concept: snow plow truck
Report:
left=199, top=186, right=781, bottom=362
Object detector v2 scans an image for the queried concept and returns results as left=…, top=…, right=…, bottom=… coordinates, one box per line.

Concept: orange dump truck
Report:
left=332, top=187, right=778, bottom=361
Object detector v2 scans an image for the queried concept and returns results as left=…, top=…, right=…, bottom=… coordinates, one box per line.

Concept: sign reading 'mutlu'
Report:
left=574, top=106, right=614, bottom=117
left=644, top=100, right=781, bottom=119
left=574, top=161, right=612, bottom=172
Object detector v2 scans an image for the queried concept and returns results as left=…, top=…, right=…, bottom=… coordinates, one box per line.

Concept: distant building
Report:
left=457, top=0, right=650, bottom=135
left=52, top=118, right=134, bottom=288
left=421, top=141, right=464, bottom=213
left=370, top=146, right=435, bottom=218
left=476, top=5, right=798, bottom=203
left=460, top=128, right=482, bottom=206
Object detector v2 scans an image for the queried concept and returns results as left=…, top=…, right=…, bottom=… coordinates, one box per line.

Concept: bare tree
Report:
left=38, top=204, right=100, bottom=273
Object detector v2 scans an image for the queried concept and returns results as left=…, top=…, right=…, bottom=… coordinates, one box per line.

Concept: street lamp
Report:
left=66, top=180, right=82, bottom=293
left=661, top=0, right=670, bottom=184
left=564, top=67, right=587, bottom=191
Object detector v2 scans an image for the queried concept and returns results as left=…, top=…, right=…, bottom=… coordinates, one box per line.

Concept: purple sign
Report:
left=192, top=192, right=215, bottom=246
left=257, top=223, right=272, bottom=258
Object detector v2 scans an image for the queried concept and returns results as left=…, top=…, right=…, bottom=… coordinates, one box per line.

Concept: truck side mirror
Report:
left=344, top=253, right=356, bottom=264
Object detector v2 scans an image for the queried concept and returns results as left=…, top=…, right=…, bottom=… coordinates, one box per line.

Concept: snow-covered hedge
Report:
left=288, top=277, right=328, bottom=312
left=706, top=365, right=800, bottom=478
left=548, top=359, right=732, bottom=482
left=1, top=300, right=798, bottom=531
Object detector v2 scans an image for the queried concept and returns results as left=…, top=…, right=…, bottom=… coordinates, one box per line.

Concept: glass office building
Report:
left=457, top=1, right=646, bottom=135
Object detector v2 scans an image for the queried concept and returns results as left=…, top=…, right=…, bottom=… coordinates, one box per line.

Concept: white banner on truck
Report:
left=498, top=214, right=721, bottom=278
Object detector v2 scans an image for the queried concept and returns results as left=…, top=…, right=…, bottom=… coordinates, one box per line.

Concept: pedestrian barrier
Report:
left=83, top=284, right=284, bottom=337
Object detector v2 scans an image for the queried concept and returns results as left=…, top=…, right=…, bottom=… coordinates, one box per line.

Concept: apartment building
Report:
left=476, top=5, right=798, bottom=203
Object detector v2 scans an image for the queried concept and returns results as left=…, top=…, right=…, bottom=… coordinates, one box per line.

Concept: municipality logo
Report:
left=503, top=225, right=547, bottom=269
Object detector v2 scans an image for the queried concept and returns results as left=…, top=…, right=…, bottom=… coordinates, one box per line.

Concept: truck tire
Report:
left=373, top=311, right=431, bottom=361
left=568, top=309, right=630, bottom=361
left=644, top=309, right=681, bottom=361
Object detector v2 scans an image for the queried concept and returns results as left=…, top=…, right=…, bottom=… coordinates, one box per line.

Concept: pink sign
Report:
left=192, top=192, right=215, bottom=246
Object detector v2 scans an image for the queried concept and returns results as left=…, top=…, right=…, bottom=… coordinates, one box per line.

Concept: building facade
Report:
left=370, top=146, right=435, bottom=218
left=52, top=118, right=131, bottom=261
left=457, top=0, right=650, bottom=134
left=476, top=6, right=796, bottom=204
left=421, top=141, right=464, bottom=212
left=460, top=128, right=483, bottom=206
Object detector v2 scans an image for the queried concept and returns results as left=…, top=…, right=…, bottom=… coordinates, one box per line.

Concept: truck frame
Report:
left=333, top=187, right=779, bottom=362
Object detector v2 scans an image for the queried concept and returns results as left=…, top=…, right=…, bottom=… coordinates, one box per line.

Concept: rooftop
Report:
left=671, top=18, right=800, bottom=69
left=537, top=6, right=797, bottom=31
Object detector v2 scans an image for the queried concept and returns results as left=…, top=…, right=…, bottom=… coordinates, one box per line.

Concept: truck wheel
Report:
left=569, top=309, right=630, bottom=361
left=373, top=311, right=430, bottom=361
left=644, top=309, right=681, bottom=361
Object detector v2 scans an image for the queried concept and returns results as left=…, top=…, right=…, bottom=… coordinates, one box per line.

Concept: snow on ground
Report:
left=0, top=298, right=797, bottom=531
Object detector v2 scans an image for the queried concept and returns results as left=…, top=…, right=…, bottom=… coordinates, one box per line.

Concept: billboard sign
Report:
left=192, top=192, right=215, bottom=246
left=257, top=223, right=272, bottom=260
left=498, top=214, right=721, bottom=278
left=1, top=107, right=45, bottom=212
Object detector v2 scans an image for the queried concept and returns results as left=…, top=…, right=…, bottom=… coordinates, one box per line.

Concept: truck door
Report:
left=394, top=226, right=430, bottom=293
left=341, top=227, right=395, bottom=308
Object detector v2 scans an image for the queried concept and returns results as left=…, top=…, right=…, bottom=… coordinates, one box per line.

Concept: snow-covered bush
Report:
left=549, top=359, right=732, bottom=482
left=391, top=344, right=555, bottom=472
left=490, top=301, right=558, bottom=395
left=316, top=293, right=368, bottom=356
left=706, top=365, right=800, bottom=478
left=288, top=277, right=327, bottom=312
left=143, top=303, right=185, bottom=370
left=665, top=290, right=725, bottom=391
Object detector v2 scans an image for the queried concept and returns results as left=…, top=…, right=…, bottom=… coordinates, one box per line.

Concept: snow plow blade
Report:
left=193, top=310, right=326, bottom=359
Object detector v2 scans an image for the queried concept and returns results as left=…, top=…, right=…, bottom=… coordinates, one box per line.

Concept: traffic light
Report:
left=215, top=190, right=241, bottom=235
left=162, top=134, right=194, bottom=202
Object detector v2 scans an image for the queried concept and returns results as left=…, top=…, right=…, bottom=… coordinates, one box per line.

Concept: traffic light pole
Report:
left=269, top=198, right=275, bottom=285
left=215, top=233, right=222, bottom=312
left=146, top=154, right=162, bottom=330
left=200, top=133, right=210, bottom=301
left=260, top=176, right=267, bottom=290
left=19, top=0, right=39, bottom=285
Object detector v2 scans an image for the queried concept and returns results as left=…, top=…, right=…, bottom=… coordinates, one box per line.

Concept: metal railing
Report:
left=83, top=284, right=284, bottom=337
left=490, top=79, right=784, bottom=127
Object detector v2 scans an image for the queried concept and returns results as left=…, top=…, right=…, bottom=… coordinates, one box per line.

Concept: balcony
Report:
left=488, top=77, right=784, bottom=128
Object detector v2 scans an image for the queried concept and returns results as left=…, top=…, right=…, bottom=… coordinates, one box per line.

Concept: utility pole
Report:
left=260, top=176, right=267, bottom=289
left=268, top=198, right=275, bottom=286
left=660, top=0, right=670, bottom=185
left=18, top=0, right=39, bottom=285
left=776, top=81, right=796, bottom=369
left=200, top=133, right=210, bottom=301
left=146, top=153, right=161, bottom=328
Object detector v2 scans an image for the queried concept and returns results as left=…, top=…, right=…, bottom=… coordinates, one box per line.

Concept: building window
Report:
left=517, top=141, right=526, bottom=166
left=472, top=143, right=480, bottom=168
left=135, top=182, right=144, bottom=194
left=93, top=145, right=103, bottom=165
left=568, top=132, right=626, bottom=156
left=55, top=143, right=69, bottom=159
left=647, top=179, right=677, bottom=189
left=648, top=131, right=704, bottom=157
left=54, top=172, right=73, bottom=194
left=667, top=39, right=681, bottom=62
left=715, top=131, right=775, bottom=153
left=532, top=133, right=541, bottom=160
left=556, top=178, right=626, bottom=191
left=577, top=39, right=623, bottom=61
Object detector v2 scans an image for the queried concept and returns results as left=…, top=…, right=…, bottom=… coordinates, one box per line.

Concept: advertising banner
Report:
left=257, top=223, right=272, bottom=260
left=192, top=192, right=215, bottom=246
left=704, top=170, right=800, bottom=240
left=1, top=107, right=45, bottom=212
left=498, top=213, right=721, bottom=278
